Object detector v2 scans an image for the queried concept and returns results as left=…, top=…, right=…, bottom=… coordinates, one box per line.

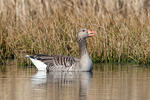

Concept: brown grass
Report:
left=1, top=0, right=150, bottom=64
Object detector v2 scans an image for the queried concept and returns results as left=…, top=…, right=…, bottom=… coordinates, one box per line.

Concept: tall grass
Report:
left=1, top=0, right=150, bottom=64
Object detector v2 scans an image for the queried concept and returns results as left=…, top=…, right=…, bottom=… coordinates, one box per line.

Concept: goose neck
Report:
left=78, top=39, right=88, bottom=57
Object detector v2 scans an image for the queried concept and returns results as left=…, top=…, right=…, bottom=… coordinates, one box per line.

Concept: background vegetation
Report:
left=1, top=0, right=150, bottom=64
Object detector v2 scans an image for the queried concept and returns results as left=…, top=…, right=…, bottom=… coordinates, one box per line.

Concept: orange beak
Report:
left=88, top=30, right=96, bottom=37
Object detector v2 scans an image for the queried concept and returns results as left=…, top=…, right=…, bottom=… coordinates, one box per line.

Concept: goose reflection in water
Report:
left=31, top=71, right=93, bottom=100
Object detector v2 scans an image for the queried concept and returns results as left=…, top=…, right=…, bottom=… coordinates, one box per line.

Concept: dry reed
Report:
left=1, top=0, right=150, bottom=64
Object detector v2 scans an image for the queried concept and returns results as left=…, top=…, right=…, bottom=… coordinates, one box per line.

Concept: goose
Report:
left=26, top=28, right=96, bottom=72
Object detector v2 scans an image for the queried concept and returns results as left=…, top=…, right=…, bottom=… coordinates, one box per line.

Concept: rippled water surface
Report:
left=1, top=63, right=150, bottom=100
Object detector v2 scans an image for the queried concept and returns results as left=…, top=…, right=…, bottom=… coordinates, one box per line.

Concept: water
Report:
left=0, top=63, right=150, bottom=100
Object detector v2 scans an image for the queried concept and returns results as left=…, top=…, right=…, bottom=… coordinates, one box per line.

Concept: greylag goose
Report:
left=26, top=28, right=96, bottom=72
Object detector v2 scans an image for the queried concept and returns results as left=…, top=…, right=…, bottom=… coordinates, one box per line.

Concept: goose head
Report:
left=78, top=28, right=96, bottom=40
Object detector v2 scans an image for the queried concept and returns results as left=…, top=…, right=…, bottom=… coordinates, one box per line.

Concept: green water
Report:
left=0, top=63, right=150, bottom=100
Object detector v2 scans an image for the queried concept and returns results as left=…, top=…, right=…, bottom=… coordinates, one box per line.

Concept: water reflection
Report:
left=1, top=64, right=150, bottom=100
left=31, top=71, right=93, bottom=100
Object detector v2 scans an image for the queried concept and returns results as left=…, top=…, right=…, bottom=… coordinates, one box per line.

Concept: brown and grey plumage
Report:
left=26, top=28, right=96, bottom=72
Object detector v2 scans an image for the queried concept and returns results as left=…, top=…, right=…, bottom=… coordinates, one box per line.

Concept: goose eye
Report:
left=82, top=30, right=85, bottom=32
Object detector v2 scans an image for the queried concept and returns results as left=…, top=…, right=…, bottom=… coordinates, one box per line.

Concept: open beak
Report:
left=88, top=30, right=96, bottom=37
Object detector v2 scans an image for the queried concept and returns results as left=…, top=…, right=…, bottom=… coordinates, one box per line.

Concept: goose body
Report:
left=26, top=29, right=96, bottom=72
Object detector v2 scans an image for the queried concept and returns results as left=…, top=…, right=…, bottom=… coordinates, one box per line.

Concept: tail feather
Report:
left=26, top=55, right=34, bottom=59
left=26, top=55, right=30, bottom=58
left=25, top=55, right=47, bottom=71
